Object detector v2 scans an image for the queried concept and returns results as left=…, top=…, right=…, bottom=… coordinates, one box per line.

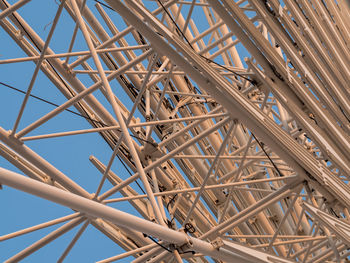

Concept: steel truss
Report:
left=1, top=0, right=350, bottom=262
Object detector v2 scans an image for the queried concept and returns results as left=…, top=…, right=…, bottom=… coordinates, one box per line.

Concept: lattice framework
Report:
left=1, top=0, right=350, bottom=262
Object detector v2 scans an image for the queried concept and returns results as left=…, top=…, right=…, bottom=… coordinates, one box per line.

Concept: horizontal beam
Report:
left=0, top=167, right=251, bottom=262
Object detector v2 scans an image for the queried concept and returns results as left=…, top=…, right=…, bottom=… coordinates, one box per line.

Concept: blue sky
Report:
left=0, top=1, right=256, bottom=262
left=0, top=1, right=137, bottom=261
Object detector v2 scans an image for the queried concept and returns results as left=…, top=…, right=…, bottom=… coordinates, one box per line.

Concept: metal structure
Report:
left=1, top=0, right=350, bottom=262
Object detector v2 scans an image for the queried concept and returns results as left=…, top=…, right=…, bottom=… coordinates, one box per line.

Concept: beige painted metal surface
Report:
left=0, top=0, right=350, bottom=262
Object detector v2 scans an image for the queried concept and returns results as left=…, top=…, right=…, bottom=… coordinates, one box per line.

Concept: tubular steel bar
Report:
left=1, top=0, right=350, bottom=262
left=0, top=167, right=257, bottom=263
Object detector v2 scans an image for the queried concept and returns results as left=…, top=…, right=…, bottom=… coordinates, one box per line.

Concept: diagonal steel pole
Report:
left=15, top=49, right=152, bottom=139
left=181, top=121, right=235, bottom=227
left=5, top=216, right=85, bottom=263
left=98, top=117, right=230, bottom=201
left=57, top=220, right=90, bottom=263
left=0, top=212, right=81, bottom=242
left=93, top=54, right=159, bottom=198
left=201, top=179, right=302, bottom=239
left=97, top=243, right=158, bottom=263
left=11, top=0, right=66, bottom=134
left=0, top=0, right=31, bottom=21
left=0, top=167, right=253, bottom=262
left=104, top=0, right=350, bottom=210
left=69, top=0, right=165, bottom=225
left=0, top=127, right=88, bottom=196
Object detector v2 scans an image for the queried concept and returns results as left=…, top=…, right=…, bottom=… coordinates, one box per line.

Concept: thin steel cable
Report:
left=0, top=81, right=157, bottom=147
left=92, top=0, right=255, bottom=83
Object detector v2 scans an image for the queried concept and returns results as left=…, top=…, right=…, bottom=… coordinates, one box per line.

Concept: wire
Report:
left=2, top=0, right=156, bottom=197
left=0, top=81, right=152, bottom=194
left=161, top=131, right=172, bottom=141
left=155, top=0, right=194, bottom=50
left=2, top=0, right=157, bottom=146
left=200, top=55, right=255, bottom=84
left=2, top=0, right=160, bottom=201
left=115, top=154, right=146, bottom=195
left=184, top=222, right=196, bottom=234
left=251, top=133, right=285, bottom=177
left=194, top=86, right=202, bottom=94
left=93, top=0, right=114, bottom=11
left=0, top=81, right=157, bottom=147
left=3, top=0, right=119, bottom=145
left=92, top=0, right=255, bottom=84
left=154, top=0, right=255, bottom=84
left=143, top=233, right=172, bottom=253
left=0, top=81, right=86, bottom=118
left=166, top=193, right=178, bottom=211
left=143, top=233, right=195, bottom=255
